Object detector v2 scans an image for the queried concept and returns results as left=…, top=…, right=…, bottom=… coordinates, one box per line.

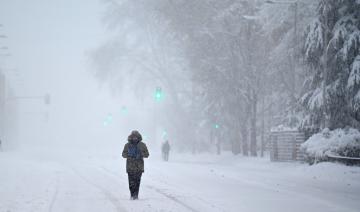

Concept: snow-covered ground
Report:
left=1, top=148, right=359, bottom=212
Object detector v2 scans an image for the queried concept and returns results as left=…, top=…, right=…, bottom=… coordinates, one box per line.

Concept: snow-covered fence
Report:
left=270, top=131, right=305, bottom=162
left=325, top=152, right=360, bottom=166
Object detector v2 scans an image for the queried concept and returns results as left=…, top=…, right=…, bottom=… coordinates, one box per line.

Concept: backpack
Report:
left=128, top=143, right=142, bottom=159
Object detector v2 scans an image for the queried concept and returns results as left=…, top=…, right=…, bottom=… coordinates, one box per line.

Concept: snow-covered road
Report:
left=1, top=149, right=359, bottom=212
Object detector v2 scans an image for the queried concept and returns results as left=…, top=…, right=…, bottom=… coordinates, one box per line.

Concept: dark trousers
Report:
left=128, top=172, right=142, bottom=198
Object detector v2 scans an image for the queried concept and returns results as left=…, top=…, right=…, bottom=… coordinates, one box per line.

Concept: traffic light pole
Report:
left=0, top=72, right=5, bottom=138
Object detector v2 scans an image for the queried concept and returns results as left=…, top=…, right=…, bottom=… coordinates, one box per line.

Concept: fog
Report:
left=0, top=0, right=162, bottom=151
left=0, top=0, right=208, bottom=154
left=1, top=1, right=360, bottom=211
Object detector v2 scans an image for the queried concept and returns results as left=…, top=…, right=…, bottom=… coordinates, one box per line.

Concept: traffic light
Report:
left=107, top=113, right=113, bottom=122
left=103, top=113, right=113, bottom=127
left=162, top=130, right=168, bottom=139
left=121, top=106, right=128, bottom=115
left=154, top=87, right=163, bottom=102
left=214, top=124, right=220, bottom=129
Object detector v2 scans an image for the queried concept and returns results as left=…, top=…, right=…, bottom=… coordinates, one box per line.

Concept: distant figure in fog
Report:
left=122, top=130, right=149, bottom=200
left=161, top=140, right=170, bottom=161
left=0, top=138, right=2, bottom=151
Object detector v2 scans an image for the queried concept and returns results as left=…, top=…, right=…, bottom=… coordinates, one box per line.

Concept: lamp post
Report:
left=265, top=0, right=298, bottom=111
left=265, top=0, right=298, bottom=39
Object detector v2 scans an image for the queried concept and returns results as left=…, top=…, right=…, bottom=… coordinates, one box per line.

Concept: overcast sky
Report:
left=0, top=0, right=125, bottom=148
left=0, top=0, right=109, bottom=92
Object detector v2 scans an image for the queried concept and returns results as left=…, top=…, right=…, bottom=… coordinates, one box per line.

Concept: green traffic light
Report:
left=214, top=124, right=219, bottom=129
left=103, top=113, right=113, bottom=127
left=155, top=87, right=163, bottom=101
left=107, top=114, right=113, bottom=122
left=121, top=106, right=128, bottom=115
left=162, top=130, right=167, bottom=138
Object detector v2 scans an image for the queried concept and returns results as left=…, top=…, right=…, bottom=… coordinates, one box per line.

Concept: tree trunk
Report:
left=250, top=93, right=257, bottom=156
left=231, top=125, right=241, bottom=155
left=261, top=95, right=265, bottom=157
left=240, top=99, right=251, bottom=156
left=241, top=125, right=249, bottom=156
left=216, top=136, right=221, bottom=155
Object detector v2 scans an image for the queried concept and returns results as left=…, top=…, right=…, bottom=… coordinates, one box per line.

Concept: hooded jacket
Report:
left=122, top=131, right=149, bottom=173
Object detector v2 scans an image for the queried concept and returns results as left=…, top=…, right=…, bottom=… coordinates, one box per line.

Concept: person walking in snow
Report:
left=122, top=130, right=149, bottom=200
left=161, top=140, right=170, bottom=161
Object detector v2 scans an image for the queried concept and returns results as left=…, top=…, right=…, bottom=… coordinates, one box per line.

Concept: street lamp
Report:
left=264, top=0, right=298, bottom=58
left=264, top=0, right=298, bottom=67
left=265, top=0, right=298, bottom=115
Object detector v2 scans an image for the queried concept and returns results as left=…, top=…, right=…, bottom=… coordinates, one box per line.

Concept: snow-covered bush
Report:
left=301, top=128, right=360, bottom=164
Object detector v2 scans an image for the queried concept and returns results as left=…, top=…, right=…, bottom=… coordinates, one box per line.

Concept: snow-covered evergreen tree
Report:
left=302, top=0, right=360, bottom=130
